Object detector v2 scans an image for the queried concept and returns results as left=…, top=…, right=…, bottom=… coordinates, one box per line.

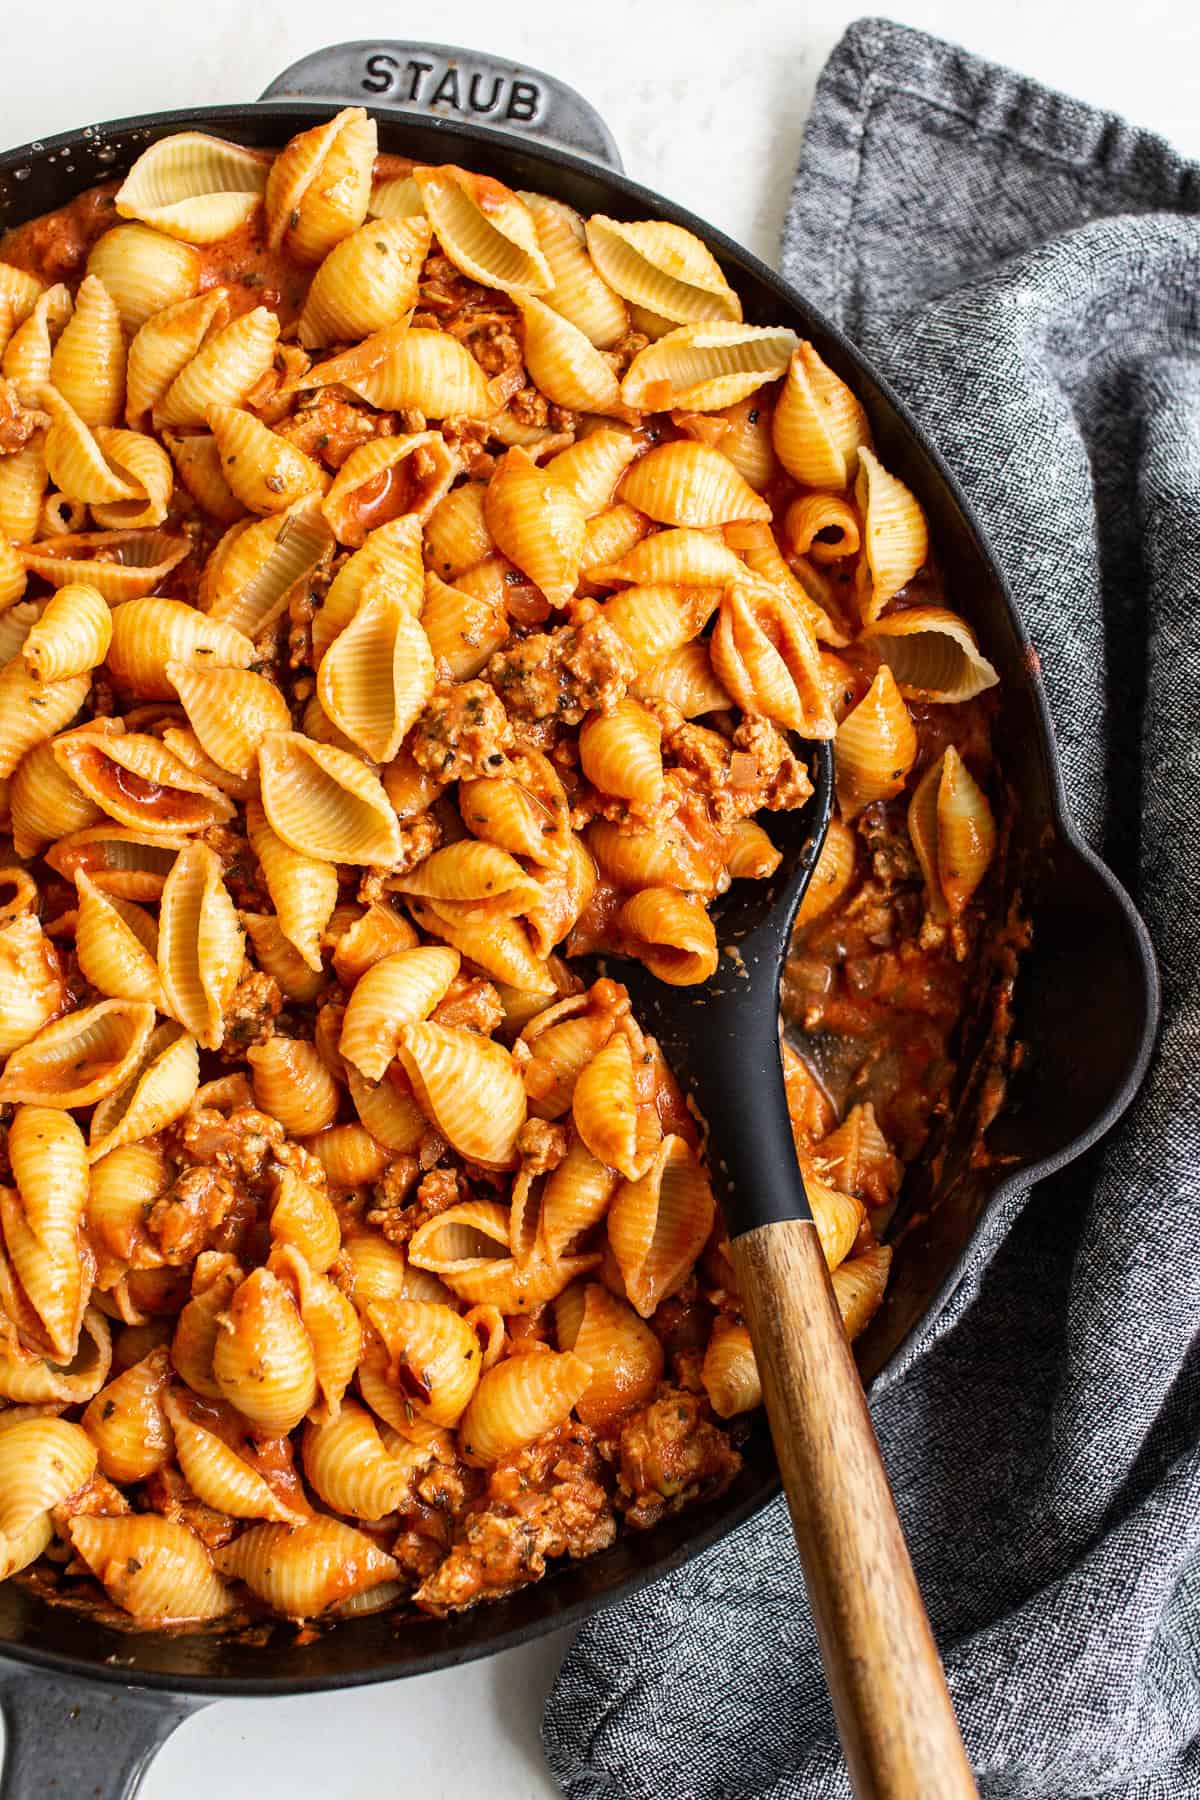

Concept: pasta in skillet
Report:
left=0, top=113, right=1001, bottom=1627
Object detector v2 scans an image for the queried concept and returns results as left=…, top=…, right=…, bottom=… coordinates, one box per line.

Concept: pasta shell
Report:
left=572, top=1031, right=660, bottom=1181
left=125, top=288, right=228, bottom=424
left=557, top=1282, right=663, bottom=1426
left=317, top=590, right=434, bottom=764
left=702, top=1320, right=761, bottom=1418
left=70, top=1513, right=233, bottom=1622
left=268, top=1243, right=360, bottom=1425
left=313, top=514, right=425, bottom=663
left=608, top=1133, right=715, bottom=1316
left=804, top=1172, right=865, bottom=1270
left=541, top=1137, right=619, bottom=1258
left=0, top=997, right=155, bottom=1107
left=579, top=506, right=653, bottom=588
left=164, top=661, right=291, bottom=780
left=116, top=132, right=270, bottom=241
left=514, top=295, right=623, bottom=415
left=424, top=480, right=492, bottom=579
left=340, top=1010, right=421, bottom=1115
left=157, top=842, right=242, bottom=1049
left=589, top=525, right=744, bottom=590
left=329, top=899, right=418, bottom=984
left=795, top=815, right=858, bottom=926
left=155, top=304, right=280, bottom=429
left=9, top=717, right=119, bottom=858
left=815, top=1103, right=901, bottom=1209
left=21, top=583, right=111, bottom=684
left=908, top=747, right=996, bottom=921
left=585, top=217, right=740, bottom=323
left=3, top=284, right=72, bottom=405
left=0, top=540, right=26, bottom=610
left=242, top=798, right=335, bottom=975
left=368, top=175, right=425, bottom=220
left=367, top=1297, right=482, bottom=1429
left=86, top=222, right=200, bottom=334
left=0, top=438, right=46, bottom=542
left=215, top=1517, right=397, bottom=1618
left=400, top=842, right=540, bottom=912
left=397, top=1021, right=526, bottom=1168
left=339, top=947, right=460, bottom=1082
left=622, top=322, right=797, bottom=413
left=162, top=429, right=243, bottom=524
left=87, top=1141, right=170, bottom=1278
left=107, top=595, right=255, bottom=700
left=163, top=1390, right=304, bottom=1525
left=73, top=869, right=164, bottom=1007
left=618, top=887, right=719, bottom=985
left=6, top=1104, right=90, bottom=1359
left=212, top=1266, right=317, bottom=1432
left=0, top=263, right=45, bottom=328
left=242, top=913, right=326, bottom=1003
left=458, top=1349, right=591, bottom=1466
left=519, top=192, right=628, bottom=347
left=82, top=1347, right=173, bottom=1482
left=322, top=433, right=458, bottom=550
left=302, top=1123, right=391, bottom=1189
left=711, top=582, right=835, bottom=736
left=832, top=1241, right=892, bottom=1340
left=854, top=449, right=929, bottom=621
left=341, top=327, right=495, bottom=417
left=772, top=342, right=871, bottom=489
left=485, top=446, right=586, bottom=608
left=202, top=494, right=334, bottom=639
left=258, top=731, right=403, bottom=866
left=405, top=897, right=554, bottom=997
left=298, top=215, right=431, bottom=348
left=0, top=1512, right=54, bottom=1583
left=0, top=1306, right=111, bottom=1407
left=713, top=393, right=778, bottom=492
left=0, top=656, right=90, bottom=784
left=863, top=606, right=999, bottom=702
left=0, top=1418, right=97, bottom=1538
left=52, top=731, right=235, bottom=834
left=579, top=697, right=663, bottom=803
left=45, top=825, right=179, bottom=900
left=244, top=1035, right=338, bottom=1137
left=620, top=441, right=769, bottom=528
left=633, top=640, right=730, bottom=716
left=0, top=914, right=64, bottom=1059
left=600, top=582, right=720, bottom=673
left=834, top=666, right=917, bottom=819
left=170, top=1255, right=243, bottom=1398
left=19, top=529, right=190, bottom=602
left=420, top=569, right=508, bottom=681
left=783, top=493, right=861, bottom=564
left=49, top=275, right=125, bottom=428
left=545, top=430, right=641, bottom=518
left=585, top=815, right=717, bottom=894
left=270, top=1168, right=341, bottom=1273
left=460, top=751, right=572, bottom=871
left=205, top=404, right=325, bottom=514
left=727, top=520, right=849, bottom=647
left=302, top=1399, right=422, bottom=1519
left=265, top=108, right=377, bottom=262
left=413, top=165, right=550, bottom=294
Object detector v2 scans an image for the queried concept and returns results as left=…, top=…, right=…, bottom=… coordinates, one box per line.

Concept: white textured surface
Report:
left=2, top=2, right=1197, bottom=1795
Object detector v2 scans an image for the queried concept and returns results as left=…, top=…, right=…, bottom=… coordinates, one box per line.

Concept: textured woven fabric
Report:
left=542, top=20, right=1200, bottom=1798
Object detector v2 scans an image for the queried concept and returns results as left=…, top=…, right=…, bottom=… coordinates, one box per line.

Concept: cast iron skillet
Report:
left=0, top=41, right=1161, bottom=1798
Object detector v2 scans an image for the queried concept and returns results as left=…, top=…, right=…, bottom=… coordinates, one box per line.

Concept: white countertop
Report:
left=3, top=1, right=1197, bottom=1794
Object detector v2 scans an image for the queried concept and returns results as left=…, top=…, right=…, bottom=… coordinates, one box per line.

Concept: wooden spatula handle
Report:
left=730, top=1218, right=977, bottom=1800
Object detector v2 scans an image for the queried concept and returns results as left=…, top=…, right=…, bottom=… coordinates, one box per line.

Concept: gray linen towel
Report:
left=542, top=19, right=1200, bottom=1798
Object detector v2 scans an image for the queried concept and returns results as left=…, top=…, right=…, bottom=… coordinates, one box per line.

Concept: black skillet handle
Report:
left=260, top=42, right=623, bottom=171
left=0, top=1660, right=205, bottom=1800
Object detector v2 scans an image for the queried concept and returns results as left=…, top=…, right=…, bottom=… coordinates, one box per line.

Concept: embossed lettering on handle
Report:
left=261, top=42, right=623, bottom=170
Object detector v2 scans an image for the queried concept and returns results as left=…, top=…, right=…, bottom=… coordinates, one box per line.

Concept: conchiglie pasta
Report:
left=617, top=887, right=719, bottom=985
left=157, top=842, right=243, bottom=1048
left=397, top=1022, right=526, bottom=1169
left=205, top=404, right=325, bottom=514
left=514, top=295, right=623, bottom=415
left=907, top=746, right=997, bottom=923
left=832, top=1242, right=892, bottom=1340
left=20, top=583, right=112, bottom=684
left=88, top=1019, right=200, bottom=1162
left=519, top=192, right=628, bottom=347
left=854, top=448, right=929, bottom=622
left=215, top=1517, right=397, bottom=1618
left=71, top=1513, right=233, bottom=1622
left=557, top=1282, right=664, bottom=1426
left=322, top=432, right=458, bottom=549
left=317, top=589, right=435, bottom=763
left=458, top=1349, right=591, bottom=1465
left=212, top=1266, right=317, bottom=1433
left=86, top=222, right=200, bottom=334
left=201, top=493, right=333, bottom=638
left=572, top=1030, right=660, bottom=1182
left=258, top=732, right=403, bottom=867
left=710, top=583, right=835, bottom=737
left=81, top=1346, right=174, bottom=1482
left=299, top=215, right=432, bottom=348
left=619, top=441, right=770, bottom=527
left=485, top=446, right=587, bottom=609
left=247, top=1036, right=340, bottom=1136
left=116, top=132, right=270, bottom=242
left=607, top=1132, right=716, bottom=1316
left=264, top=108, right=376, bottom=263
left=153, top=304, right=280, bottom=429
left=772, top=341, right=871, bottom=489
left=106, top=596, right=255, bottom=699
left=834, top=665, right=918, bottom=819
left=344, top=327, right=495, bottom=418
left=0, top=915, right=69, bottom=1058
left=579, top=698, right=663, bottom=804
left=0, top=998, right=156, bottom=1108
left=701, top=1321, right=761, bottom=1418
left=863, top=606, right=999, bottom=702
left=585, top=217, right=740, bottom=324
left=621, top=323, right=797, bottom=412
left=302, top=1399, right=423, bottom=1518
left=0, top=1417, right=97, bottom=1538
left=339, top=946, right=460, bottom=1082
left=413, top=165, right=550, bottom=295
